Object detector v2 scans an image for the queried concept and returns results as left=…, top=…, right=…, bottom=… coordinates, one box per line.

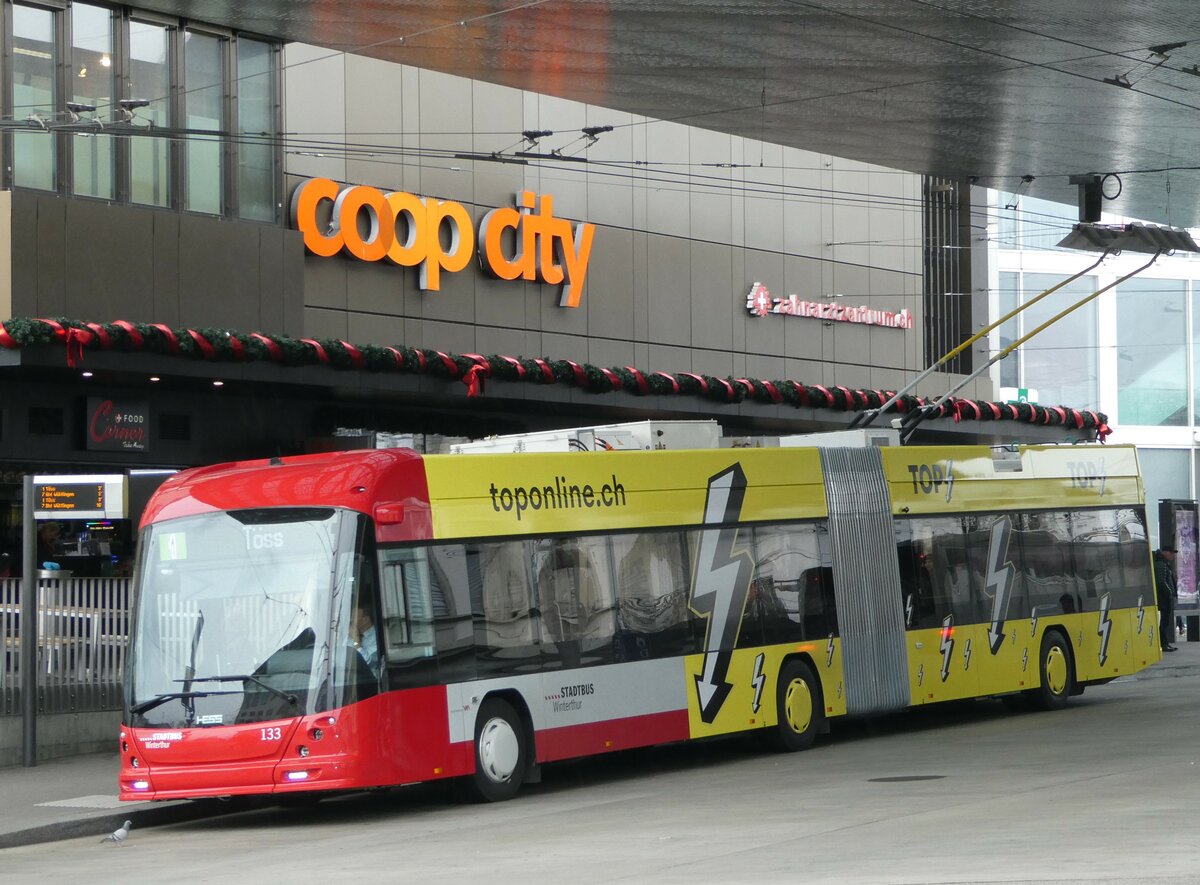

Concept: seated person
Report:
left=353, top=602, right=381, bottom=678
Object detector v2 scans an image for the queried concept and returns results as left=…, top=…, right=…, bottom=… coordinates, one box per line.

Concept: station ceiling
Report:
left=142, top=1, right=1200, bottom=228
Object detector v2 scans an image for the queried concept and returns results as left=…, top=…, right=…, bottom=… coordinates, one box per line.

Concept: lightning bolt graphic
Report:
left=1030, top=609, right=1039, bottom=639
left=905, top=593, right=915, bottom=627
left=945, top=460, right=955, bottom=503
left=689, top=464, right=753, bottom=724
left=986, top=517, right=1015, bottom=654
left=1137, top=595, right=1145, bottom=634
left=940, top=614, right=955, bottom=683
left=751, top=653, right=766, bottom=713
left=1021, top=647, right=1029, bottom=671
left=963, top=637, right=973, bottom=670
left=917, top=663, right=924, bottom=686
left=1097, top=593, right=1112, bottom=666
left=825, top=633, right=835, bottom=668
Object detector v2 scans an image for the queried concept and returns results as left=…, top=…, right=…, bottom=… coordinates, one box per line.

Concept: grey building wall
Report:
left=4, top=192, right=305, bottom=337
left=283, top=45, right=989, bottom=400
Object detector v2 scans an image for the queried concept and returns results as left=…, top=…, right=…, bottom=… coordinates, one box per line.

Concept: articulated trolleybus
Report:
left=121, top=441, right=1160, bottom=802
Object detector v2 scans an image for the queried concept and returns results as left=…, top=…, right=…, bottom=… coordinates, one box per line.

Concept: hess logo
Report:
left=290, top=178, right=595, bottom=307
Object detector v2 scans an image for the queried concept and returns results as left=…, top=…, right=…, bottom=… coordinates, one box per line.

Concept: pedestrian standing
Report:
left=1154, top=546, right=1178, bottom=652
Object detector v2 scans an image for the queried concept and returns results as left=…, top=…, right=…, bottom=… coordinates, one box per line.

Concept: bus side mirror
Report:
left=374, top=503, right=405, bottom=526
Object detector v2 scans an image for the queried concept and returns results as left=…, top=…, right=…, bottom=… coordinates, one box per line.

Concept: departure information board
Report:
left=35, top=482, right=106, bottom=514
left=32, top=475, right=126, bottom=520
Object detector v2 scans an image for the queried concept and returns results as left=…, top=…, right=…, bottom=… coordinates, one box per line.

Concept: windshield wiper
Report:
left=179, top=674, right=298, bottom=706
left=130, top=689, right=240, bottom=716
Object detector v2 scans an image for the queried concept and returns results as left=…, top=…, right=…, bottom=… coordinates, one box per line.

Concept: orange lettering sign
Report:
left=290, top=179, right=594, bottom=307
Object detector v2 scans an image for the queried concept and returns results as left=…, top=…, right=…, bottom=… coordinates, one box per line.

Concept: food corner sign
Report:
left=290, top=177, right=595, bottom=308
left=746, top=281, right=913, bottom=330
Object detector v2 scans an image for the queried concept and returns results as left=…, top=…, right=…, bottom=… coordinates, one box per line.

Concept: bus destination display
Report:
left=36, top=482, right=105, bottom=514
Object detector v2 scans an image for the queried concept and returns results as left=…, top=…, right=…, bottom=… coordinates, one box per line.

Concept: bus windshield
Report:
left=128, top=507, right=345, bottom=729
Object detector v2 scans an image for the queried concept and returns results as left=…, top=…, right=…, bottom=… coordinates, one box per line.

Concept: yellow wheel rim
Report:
left=784, top=678, right=813, bottom=734
left=1045, top=646, right=1068, bottom=695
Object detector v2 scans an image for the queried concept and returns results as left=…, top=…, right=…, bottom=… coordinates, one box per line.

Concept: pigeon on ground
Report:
left=100, top=820, right=132, bottom=845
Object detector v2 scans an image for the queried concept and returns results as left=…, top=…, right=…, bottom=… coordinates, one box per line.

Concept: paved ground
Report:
left=1, top=640, right=1198, bottom=883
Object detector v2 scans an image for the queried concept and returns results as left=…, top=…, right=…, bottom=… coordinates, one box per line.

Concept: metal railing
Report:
left=1, top=576, right=131, bottom=715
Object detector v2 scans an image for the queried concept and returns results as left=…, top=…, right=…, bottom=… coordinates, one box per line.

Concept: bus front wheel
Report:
left=468, top=698, right=528, bottom=802
left=771, top=660, right=823, bottom=752
left=1033, top=631, right=1074, bottom=711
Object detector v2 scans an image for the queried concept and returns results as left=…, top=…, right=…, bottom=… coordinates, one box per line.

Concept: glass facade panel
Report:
left=12, top=4, right=57, bottom=191
left=998, top=271, right=1019, bottom=389
left=71, top=4, right=115, bottom=199
left=1193, top=285, right=1200, bottom=422
left=237, top=39, right=275, bottom=221
left=1117, top=279, right=1187, bottom=426
left=184, top=31, right=225, bottom=214
left=1020, top=273, right=1098, bottom=408
left=129, top=20, right=170, bottom=207
left=1140, top=449, right=1191, bottom=545
left=1003, top=195, right=1077, bottom=251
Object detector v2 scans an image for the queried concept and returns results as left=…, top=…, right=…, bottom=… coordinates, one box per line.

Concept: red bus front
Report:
left=120, top=501, right=463, bottom=800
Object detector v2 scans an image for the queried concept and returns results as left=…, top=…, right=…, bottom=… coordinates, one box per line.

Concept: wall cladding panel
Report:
left=689, top=245, right=734, bottom=352
left=178, top=216, right=261, bottom=330
left=63, top=200, right=154, bottom=321
left=280, top=43, right=926, bottom=389
left=584, top=225, right=634, bottom=341
left=35, top=197, right=67, bottom=317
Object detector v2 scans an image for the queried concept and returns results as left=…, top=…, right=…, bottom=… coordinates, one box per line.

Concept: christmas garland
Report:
left=0, top=317, right=1112, bottom=440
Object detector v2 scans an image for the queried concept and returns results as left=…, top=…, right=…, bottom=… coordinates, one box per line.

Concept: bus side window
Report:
left=534, top=536, right=616, bottom=669
left=901, top=518, right=958, bottom=629
left=379, top=548, right=435, bottom=661
left=612, top=530, right=690, bottom=659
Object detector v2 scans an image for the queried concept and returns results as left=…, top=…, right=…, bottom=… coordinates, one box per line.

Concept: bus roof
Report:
left=139, top=443, right=1142, bottom=540
left=139, top=449, right=429, bottom=530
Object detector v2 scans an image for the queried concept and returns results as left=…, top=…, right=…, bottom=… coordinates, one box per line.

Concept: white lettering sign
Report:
left=745, top=282, right=913, bottom=330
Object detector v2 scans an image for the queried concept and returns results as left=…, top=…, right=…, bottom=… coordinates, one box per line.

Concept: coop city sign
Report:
left=290, top=178, right=595, bottom=308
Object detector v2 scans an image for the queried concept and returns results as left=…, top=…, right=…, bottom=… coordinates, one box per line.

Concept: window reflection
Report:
left=71, top=4, right=114, bottom=198
left=998, top=272, right=1098, bottom=408
left=749, top=523, right=834, bottom=644
left=12, top=4, right=56, bottom=191
left=184, top=31, right=225, bottom=215
left=1117, top=278, right=1187, bottom=426
left=238, top=39, right=275, bottom=221
left=7, top=9, right=277, bottom=217
left=129, top=20, right=170, bottom=207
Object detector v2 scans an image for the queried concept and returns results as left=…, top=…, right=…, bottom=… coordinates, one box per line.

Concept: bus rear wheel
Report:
left=771, top=660, right=822, bottom=752
left=468, top=698, right=528, bottom=802
left=1033, top=631, right=1074, bottom=711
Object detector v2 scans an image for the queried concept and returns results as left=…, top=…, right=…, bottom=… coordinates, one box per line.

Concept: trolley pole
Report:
left=21, top=475, right=37, bottom=767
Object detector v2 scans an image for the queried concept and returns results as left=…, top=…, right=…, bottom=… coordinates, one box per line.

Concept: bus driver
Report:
left=353, top=603, right=380, bottom=676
